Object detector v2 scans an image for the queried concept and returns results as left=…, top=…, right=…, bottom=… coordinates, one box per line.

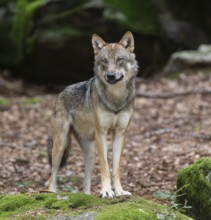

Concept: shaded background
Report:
left=1, top=0, right=211, bottom=84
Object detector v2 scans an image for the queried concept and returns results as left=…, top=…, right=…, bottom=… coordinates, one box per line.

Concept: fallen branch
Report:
left=141, top=128, right=171, bottom=138
left=0, top=142, right=21, bottom=148
left=136, top=89, right=211, bottom=98
left=139, top=128, right=211, bottom=141
left=175, top=131, right=211, bottom=141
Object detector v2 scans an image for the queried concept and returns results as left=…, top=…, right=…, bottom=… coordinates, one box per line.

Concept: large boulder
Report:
left=163, top=44, right=211, bottom=75
left=177, top=157, right=211, bottom=220
left=0, top=0, right=164, bottom=83
left=1, top=0, right=211, bottom=83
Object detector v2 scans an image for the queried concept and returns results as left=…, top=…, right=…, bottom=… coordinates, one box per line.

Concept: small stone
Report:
left=47, top=212, right=97, bottom=220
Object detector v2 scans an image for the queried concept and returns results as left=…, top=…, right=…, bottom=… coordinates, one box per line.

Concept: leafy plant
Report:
left=154, top=186, right=191, bottom=220
left=156, top=208, right=176, bottom=220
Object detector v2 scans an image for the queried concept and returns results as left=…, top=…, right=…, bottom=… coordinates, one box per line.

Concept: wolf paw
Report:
left=45, top=176, right=58, bottom=192
left=44, top=179, right=49, bottom=187
left=115, top=190, right=132, bottom=197
left=100, top=189, right=115, bottom=198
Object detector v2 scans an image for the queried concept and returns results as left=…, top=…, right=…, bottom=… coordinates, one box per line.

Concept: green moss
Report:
left=34, top=194, right=47, bottom=201
left=98, top=205, right=155, bottom=220
left=177, top=157, right=211, bottom=220
left=44, top=197, right=58, bottom=209
left=104, top=0, right=162, bottom=35
left=0, top=193, right=192, bottom=220
left=69, top=192, right=103, bottom=208
left=50, top=200, right=69, bottom=210
left=97, top=201, right=156, bottom=220
left=0, top=195, right=33, bottom=212
left=13, top=0, right=43, bottom=62
left=0, top=96, right=10, bottom=106
left=97, top=197, right=192, bottom=220
left=26, top=0, right=43, bottom=16
left=21, top=97, right=41, bottom=105
left=0, top=194, right=37, bottom=218
left=15, top=217, right=45, bottom=220
left=13, top=0, right=27, bottom=62
left=0, top=193, right=58, bottom=218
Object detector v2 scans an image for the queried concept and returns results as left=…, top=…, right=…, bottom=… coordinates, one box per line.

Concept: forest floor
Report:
left=0, top=69, right=211, bottom=202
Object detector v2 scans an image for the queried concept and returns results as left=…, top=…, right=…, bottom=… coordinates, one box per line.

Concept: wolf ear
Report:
left=92, top=34, right=106, bottom=54
left=119, top=31, right=134, bottom=52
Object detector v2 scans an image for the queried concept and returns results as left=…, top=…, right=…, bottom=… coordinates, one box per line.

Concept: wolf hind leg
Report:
left=47, top=137, right=70, bottom=168
left=78, top=139, right=96, bottom=195
left=47, top=117, right=71, bottom=192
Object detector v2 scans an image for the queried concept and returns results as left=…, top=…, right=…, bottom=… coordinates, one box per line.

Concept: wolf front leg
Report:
left=79, top=139, right=96, bottom=195
left=112, top=131, right=131, bottom=197
left=95, top=132, right=115, bottom=198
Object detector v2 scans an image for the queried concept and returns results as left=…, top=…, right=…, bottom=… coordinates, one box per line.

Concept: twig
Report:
left=174, top=131, right=211, bottom=141
left=139, top=128, right=211, bottom=140
left=0, top=142, right=21, bottom=148
left=142, top=128, right=171, bottom=138
left=136, top=89, right=211, bottom=98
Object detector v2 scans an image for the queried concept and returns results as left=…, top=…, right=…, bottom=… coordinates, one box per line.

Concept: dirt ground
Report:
left=0, top=70, right=211, bottom=200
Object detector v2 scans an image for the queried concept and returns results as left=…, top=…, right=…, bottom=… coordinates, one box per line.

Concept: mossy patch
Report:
left=13, top=0, right=43, bottom=62
left=50, top=200, right=69, bottom=210
left=0, top=192, right=193, bottom=220
left=97, top=199, right=157, bottom=220
left=0, top=96, right=10, bottom=106
left=0, top=194, right=40, bottom=219
left=97, top=205, right=154, bottom=220
left=97, top=197, right=192, bottom=220
left=0, top=194, right=33, bottom=212
left=21, top=97, right=41, bottom=105
left=68, top=192, right=102, bottom=208
left=177, top=157, right=211, bottom=220
left=104, top=0, right=162, bottom=35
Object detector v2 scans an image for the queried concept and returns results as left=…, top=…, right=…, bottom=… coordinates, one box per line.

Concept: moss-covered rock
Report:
left=1, top=0, right=211, bottom=82
left=177, top=157, right=211, bottom=220
left=104, top=0, right=161, bottom=35
left=0, top=0, right=169, bottom=83
left=0, top=192, right=193, bottom=220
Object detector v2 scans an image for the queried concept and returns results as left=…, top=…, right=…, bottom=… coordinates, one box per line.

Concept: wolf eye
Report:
left=117, top=57, right=124, bottom=63
left=101, top=58, right=108, bottom=64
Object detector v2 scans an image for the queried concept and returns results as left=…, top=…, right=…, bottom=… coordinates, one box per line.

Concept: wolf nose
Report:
left=107, top=72, right=116, bottom=80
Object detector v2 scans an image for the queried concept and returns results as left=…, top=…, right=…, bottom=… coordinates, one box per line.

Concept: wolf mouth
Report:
left=105, top=74, right=124, bottom=84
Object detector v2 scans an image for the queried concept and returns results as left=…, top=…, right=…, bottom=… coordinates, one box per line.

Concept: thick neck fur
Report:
left=94, top=75, right=135, bottom=113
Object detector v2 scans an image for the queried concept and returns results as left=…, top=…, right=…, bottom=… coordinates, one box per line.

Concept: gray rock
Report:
left=198, top=44, right=211, bottom=53
left=163, top=44, right=211, bottom=75
left=47, top=212, right=97, bottom=220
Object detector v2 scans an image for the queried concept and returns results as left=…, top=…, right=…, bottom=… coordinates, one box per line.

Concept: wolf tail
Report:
left=47, top=138, right=70, bottom=168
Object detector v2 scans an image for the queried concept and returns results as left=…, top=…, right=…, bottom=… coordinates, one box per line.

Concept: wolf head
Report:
left=92, top=32, right=138, bottom=85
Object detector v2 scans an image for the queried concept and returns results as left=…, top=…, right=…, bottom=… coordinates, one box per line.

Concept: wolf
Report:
left=46, top=31, right=138, bottom=198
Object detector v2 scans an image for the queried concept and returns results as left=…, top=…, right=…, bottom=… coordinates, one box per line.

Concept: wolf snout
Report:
left=107, top=72, right=116, bottom=80
left=106, top=72, right=124, bottom=84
